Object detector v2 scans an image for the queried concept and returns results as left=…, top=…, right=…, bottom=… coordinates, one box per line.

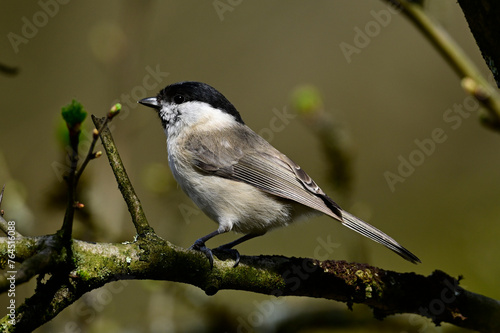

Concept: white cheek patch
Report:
left=178, top=101, right=236, bottom=130
left=164, top=101, right=238, bottom=150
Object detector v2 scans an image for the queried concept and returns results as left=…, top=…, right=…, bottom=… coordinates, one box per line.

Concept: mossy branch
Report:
left=0, top=234, right=499, bottom=332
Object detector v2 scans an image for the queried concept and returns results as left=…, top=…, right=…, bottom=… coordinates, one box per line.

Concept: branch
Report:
left=91, top=115, right=153, bottom=235
left=0, top=187, right=21, bottom=239
left=0, top=189, right=62, bottom=292
left=59, top=100, right=87, bottom=243
left=381, top=0, right=500, bottom=131
left=0, top=235, right=499, bottom=332
left=0, top=63, right=19, bottom=77
left=0, top=213, right=65, bottom=294
left=75, top=104, right=120, bottom=182
left=0, top=184, right=5, bottom=214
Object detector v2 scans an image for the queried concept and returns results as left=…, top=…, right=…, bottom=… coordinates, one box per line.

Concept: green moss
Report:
left=365, top=284, right=373, bottom=298
left=75, top=269, right=91, bottom=280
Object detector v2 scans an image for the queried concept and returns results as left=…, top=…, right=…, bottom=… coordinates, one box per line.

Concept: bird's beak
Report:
left=138, top=97, right=160, bottom=109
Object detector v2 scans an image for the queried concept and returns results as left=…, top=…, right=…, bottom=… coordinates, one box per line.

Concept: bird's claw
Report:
left=189, top=240, right=214, bottom=268
left=189, top=241, right=241, bottom=268
left=213, top=246, right=241, bottom=267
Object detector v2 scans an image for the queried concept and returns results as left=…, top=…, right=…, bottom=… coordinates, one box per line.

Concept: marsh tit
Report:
left=139, top=81, right=420, bottom=267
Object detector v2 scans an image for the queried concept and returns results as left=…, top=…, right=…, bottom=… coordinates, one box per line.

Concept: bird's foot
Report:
left=189, top=240, right=214, bottom=268
left=213, top=246, right=241, bottom=267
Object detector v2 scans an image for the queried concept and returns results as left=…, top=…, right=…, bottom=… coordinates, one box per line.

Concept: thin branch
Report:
left=0, top=187, right=22, bottom=239
left=0, top=63, right=19, bottom=76
left=59, top=123, right=80, bottom=243
left=91, top=115, right=153, bottom=235
left=382, top=0, right=500, bottom=130
left=74, top=128, right=101, bottom=183
left=60, top=104, right=121, bottom=243
left=74, top=106, right=118, bottom=182
left=0, top=184, right=5, bottom=213
left=0, top=216, right=22, bottom=240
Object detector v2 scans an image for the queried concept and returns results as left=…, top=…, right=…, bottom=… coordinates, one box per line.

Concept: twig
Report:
left=0, top=184, right=5, bottom=212
left=91, top=115, right=153, bottom=235
left=381, top=0, right=500, bottom=130
left=74, top=107, right=118, bottom=182
left=0, top=215, right=22, bottom=239
left=0, top=186, right=22, bottom=238
left=75, top=128, right=102, bottom=183
left=60, top=104, right=121, bottom=243
left=0, top=63, right=19, bottom=76
left=59, top=123, right=80, bottom=243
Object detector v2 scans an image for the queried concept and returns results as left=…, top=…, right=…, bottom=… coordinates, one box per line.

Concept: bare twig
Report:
left=0, top=187, right=22, bottom=239
left=74, top=104, right=119, bottom=182
left=381, top=0, right=500, bottom=130
left=74, top=128, right=102, bottom=183
left=0, top=216, right=22, bottom=239
left=0, top=63, right=19, bottom=76
left=0, top=184, right=5, bottom=210
left=59, top=122, right=80, bottom=243
left=60, top=104, right=121, bottom=243
left=91, top=115, right=153, bottom=235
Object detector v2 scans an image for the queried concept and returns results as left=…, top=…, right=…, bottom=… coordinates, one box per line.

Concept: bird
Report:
left=138, top=81, right=420, bottom=267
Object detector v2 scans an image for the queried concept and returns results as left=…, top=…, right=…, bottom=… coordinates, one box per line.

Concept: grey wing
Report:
left=233, top=152, right=343, bottom=219
left=185, top=127, right=421, bottom=264
left=185, top=128, right=343, bottom=221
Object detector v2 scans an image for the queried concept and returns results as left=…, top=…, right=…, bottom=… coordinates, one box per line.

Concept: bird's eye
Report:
left=173, top=95, right=185, bottom=104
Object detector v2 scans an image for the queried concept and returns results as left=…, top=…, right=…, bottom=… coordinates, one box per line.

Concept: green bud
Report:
left=61, top=100, right=87, bottom=129
left=291, top=85, right=323, bottom=115
left=108, top=103, right=122, bottom=119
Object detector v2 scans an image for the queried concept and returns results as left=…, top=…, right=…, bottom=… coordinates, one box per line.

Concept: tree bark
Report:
left=458, top=0, right=500, bottom=87
left=1, top=233, right=499, bottom=332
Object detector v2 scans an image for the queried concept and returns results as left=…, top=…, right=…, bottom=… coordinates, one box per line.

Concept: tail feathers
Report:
left=341, top=210, right=421, bottom=264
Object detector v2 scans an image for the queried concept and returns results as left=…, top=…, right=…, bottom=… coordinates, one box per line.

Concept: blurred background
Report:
left=1, top=1, right=498, bottom=332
